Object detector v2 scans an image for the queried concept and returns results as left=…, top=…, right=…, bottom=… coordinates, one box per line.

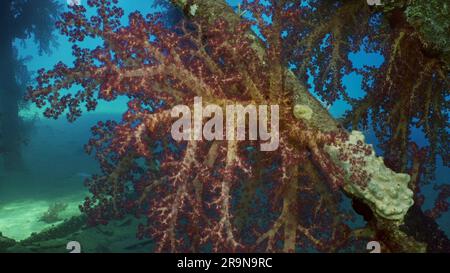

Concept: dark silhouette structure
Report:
left=0, top=0, right=60, bottom=171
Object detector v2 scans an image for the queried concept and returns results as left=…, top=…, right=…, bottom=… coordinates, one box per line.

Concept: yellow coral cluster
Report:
left=293, top=104, right=313, bottom=120
left=325, top=131, right=414, bottom=221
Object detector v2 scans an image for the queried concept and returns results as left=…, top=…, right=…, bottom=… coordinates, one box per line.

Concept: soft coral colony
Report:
left=27, top=0, right=449, bottom=252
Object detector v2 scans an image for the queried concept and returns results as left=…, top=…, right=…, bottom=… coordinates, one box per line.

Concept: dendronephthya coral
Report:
left=29, top=0, right=431, bottom=252
left=325, top=131, right=414, bottom=221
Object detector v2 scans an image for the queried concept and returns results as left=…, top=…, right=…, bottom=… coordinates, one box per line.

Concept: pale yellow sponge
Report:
left=293, top=104, right=313, bottom=120
left=325, top=131, right=414, bottom=221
